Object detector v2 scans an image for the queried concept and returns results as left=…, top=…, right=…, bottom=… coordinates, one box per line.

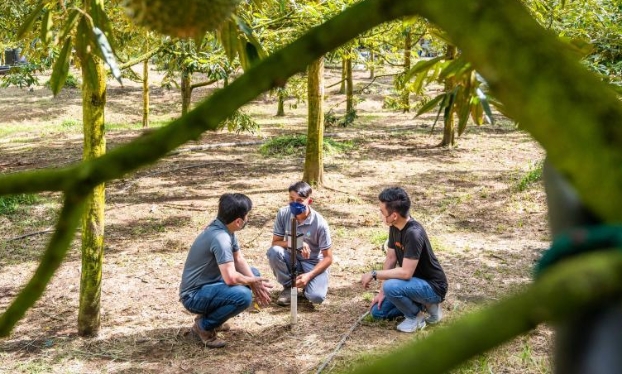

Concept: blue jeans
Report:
left=181, top=267, right=260, bottom=330
left=266, top=246, right=328, bottom=304
left=371, top=277, right=442, bottom=320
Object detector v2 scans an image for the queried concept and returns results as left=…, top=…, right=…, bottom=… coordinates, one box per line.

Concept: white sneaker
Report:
left=396, top=314, right=426, bottom=333
left=425, top=303, right=443, bottom=324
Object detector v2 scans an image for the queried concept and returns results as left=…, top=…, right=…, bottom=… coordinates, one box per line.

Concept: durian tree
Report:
left=12, top=0, right=122, bottom=336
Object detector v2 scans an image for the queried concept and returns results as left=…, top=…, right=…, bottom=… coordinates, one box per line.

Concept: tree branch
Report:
left=0, top=192, right=86, bottom=336
left=118, top=48, right=161, bottom=71
left=189, top=78, right=218, bottom=91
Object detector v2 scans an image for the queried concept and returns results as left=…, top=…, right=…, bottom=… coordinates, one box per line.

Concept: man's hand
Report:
left=250, top=277, right=273, bottom=307
left=295, top=272, right=312, bottom=288
left=300, top=242, right=311, bottom=259
left=370, top=289, right=385, bottom=311
left=361, top=272, right=374, bottom=289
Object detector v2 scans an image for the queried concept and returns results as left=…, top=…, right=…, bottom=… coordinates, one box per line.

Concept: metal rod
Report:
left=290, top=216, right=297, bottom=325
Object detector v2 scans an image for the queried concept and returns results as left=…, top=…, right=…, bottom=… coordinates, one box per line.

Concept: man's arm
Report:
left=376, top=256, right=418, bottom=280
left=218, top=260, right=260, bottom=286
left=361, top=247, right=404, bottom=288
left=219, top=252, right=273, bottom=306
left=295, top=248, right=333, bottom=288
left=271, top=234, right=287, bottom=248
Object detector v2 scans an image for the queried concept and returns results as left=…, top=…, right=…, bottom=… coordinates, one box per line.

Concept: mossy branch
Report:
left=349, top=250, right=622, bottom=374
left=118, top=48, right=161, bottom=71
left=0, top=192, right=86, bottom=336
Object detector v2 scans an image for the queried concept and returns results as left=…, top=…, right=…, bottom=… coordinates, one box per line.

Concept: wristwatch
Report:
left=371, top=270, right=377, bottom=281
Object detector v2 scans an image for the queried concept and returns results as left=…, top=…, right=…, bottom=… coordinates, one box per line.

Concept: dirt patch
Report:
left=0, top=68, right=551, bottom=373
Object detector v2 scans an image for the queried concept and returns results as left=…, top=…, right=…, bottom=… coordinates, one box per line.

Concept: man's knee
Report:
left=304, top=290, right=326, bottom=304
left=234, top=286, right=253, bottom=308
left=266, top=245, right=285, bottom=260
left=382, top=279, right=402, bottom=298
left=370, top=305, right=386, bottom=320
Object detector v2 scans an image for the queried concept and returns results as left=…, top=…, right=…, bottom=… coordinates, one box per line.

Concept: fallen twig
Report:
left=316, top=311, right=369, bottom=374
left=7, top=228, right=55, bottom=241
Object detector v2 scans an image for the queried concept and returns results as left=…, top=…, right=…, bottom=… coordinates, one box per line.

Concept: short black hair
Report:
left=378, top=187, right=411, bottom=218
left=288, top=181, right=312, bottom=198
left=217, top=193, right=252, bottom=224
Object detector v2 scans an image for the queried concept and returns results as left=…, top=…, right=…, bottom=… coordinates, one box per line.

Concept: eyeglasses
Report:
left=379, top=209, right=393, bottom=218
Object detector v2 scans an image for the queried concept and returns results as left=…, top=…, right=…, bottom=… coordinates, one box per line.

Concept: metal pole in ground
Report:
left=290, top=216, right=297, bottom=325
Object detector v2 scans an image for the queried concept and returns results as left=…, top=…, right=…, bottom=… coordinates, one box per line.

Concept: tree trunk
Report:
left=303, top=57, right=324, bottom=186
left=338, top=58, right=346, bottom=94
left=346, top=56, right=354, bottom=113
left=142, top=59, right=150, bottom=128
left=181, top=69, right=192, bottom=116
left=77, top=33, right=107, bottom=337
left=276, top=88, right=285, bottom=116
left=401, top=28, right=412, bottom=112
left=369, top=49, right=375, bottom=79
left=441, top=44, right=458, bottom=147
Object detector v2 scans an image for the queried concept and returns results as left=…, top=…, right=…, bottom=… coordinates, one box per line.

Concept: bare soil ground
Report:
left=0, top=67, right=550, bottom=373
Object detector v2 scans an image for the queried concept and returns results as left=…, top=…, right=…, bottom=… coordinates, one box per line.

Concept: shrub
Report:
left=0, top=194, right=39, bottom=215
left=260, top=135, right=354, bottom=157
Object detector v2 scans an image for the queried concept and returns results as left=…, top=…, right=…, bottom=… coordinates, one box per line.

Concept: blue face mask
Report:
left=289, top=202, right=307, bottom=216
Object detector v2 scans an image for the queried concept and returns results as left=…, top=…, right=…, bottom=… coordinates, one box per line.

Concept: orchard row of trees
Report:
left=1, top=0, right=622, bottom=372
left=3, top=1, right=619, bottom=141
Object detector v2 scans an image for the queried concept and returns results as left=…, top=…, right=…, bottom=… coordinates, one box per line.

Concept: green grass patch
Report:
left=370, top=229, right=388, bottom=247
left=0, top=194, right=39, bottom=215
left=60, top=119, right=80, bottom=129
left=515, top=160, right=544, bottom=192
left=259, top=135, right=355, bottom=157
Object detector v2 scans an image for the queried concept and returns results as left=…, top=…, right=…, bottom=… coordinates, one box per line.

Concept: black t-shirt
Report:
left=388, top=218, right=448, bottom=300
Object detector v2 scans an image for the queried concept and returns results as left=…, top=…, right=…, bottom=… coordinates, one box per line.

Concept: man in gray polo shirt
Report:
left=180, top=193, right=272, bottom=348
left=266, top=181, right=333, bottom=306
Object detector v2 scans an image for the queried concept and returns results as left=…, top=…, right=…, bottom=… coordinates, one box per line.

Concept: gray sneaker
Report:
left=276, top=287, right=291, bottom=306
left=396, top=314, right=426, bottom=333
left=425, top=303, right=443, bottom=324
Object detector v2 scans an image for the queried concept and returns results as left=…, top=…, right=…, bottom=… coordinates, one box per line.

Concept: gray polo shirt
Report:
left=179, top=218, right=239, bottom=299
left=273, top=206, right=332, bottom=260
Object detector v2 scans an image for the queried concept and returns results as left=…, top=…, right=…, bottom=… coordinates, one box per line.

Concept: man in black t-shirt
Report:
left=361, top=187, right=448, bottom=333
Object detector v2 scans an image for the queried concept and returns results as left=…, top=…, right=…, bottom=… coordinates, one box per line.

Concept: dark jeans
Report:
left=181, top=267, right=260, bottom=330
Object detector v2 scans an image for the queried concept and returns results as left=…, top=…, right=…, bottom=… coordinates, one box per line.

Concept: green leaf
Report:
left=430, top=94, right=449, bottom=133
left=411, top=66, right=428, bottom=94
left=415, top=93, right=445, bottom=117
left=443, top=87, right=458, bottom=124
left=470, top=98, right=485, bottom=125
left=75, top=18, right=100, bottom=91
left=234, top=15, right=267, bottom=59
left=476, top=87, right=494, bottom=125
left=58, top=9, right=80, bottom=43
left=91, top=0, right=117, bottom=51
left=439, top=58, right=470, bottom=81
left=16, top=1, right=44, bottom=40
left=50, top=37, right=73, bottom=96
left=93, top=27, right=122, bottom=85
left=82, top=56, right=101, bottom=92
left=237, top=38, right=250, bottom=71
left=218, top=19, right=239, bottom=62
left=39, top=10, right=53, bottom=46
left=245, top=43, right=260, bottom=68
left=457, top=89, right=471, bottom=135
left=404, top=56, right=443, bottom=82
left=74, top=17, right=89, bottom=61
